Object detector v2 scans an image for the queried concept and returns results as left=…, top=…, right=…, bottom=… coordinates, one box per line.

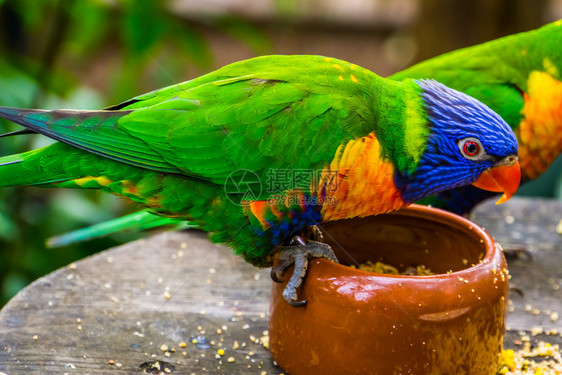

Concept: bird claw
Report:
left=270, top=262, right=288, bottom=283
left=287, top=298, right=307, bottom=308
left=271, top=239, right=338, bottom=307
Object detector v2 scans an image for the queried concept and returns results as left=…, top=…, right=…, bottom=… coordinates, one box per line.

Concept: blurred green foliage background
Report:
left=0, top=0, right=558, bottom=306
left=0, top=0, right=271, bottom=305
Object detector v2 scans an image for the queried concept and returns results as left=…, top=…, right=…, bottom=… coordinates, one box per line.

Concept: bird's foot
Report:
left=271, top=236, right=338, bottom=307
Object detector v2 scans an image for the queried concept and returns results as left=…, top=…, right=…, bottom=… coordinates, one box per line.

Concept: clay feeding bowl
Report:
left=269, top=204, right=509, bottom=375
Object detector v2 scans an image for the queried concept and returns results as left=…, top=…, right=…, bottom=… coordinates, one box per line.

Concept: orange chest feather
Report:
left=518, top=71, right=562, bottom=180
left=247, top=133, right=406, bottom=230
left=320, top=132, right=405, bottom=221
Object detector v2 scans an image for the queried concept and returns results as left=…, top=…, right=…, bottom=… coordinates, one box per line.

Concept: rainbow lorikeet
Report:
left=391, top=20, right=562, bottom=214
left=0, top=55, right=520, bottom=306
left=47, top=21, right=562, bottom=244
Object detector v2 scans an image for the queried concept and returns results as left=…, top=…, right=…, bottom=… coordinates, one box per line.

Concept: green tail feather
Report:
left=0, top=150, right=65, bottom=186
left=0, top=153, right=23, bottom=167
left=47, top=209, right=194, bottom=248
left=0, top=145, right=81, bottom=186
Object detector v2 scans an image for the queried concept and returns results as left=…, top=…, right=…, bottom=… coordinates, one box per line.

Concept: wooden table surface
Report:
left=1, top=196, right=561, bottom=374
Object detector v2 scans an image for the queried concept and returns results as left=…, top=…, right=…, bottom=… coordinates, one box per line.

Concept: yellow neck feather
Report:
left=320, top=132, right=406, bottom=221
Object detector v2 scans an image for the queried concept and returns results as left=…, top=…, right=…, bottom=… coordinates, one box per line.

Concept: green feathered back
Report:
left=115, top=55, right=427, bottom=182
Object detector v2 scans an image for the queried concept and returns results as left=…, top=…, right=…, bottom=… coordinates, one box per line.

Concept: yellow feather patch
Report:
left=333, top=63, right=345, bottom=72
left=518, top=71, right=562, bottom=180
left=543, top=58, right=559, bottom=79
left=320, top=133, right=405, bottom=220
left=73, top=176, right=112, bottom=187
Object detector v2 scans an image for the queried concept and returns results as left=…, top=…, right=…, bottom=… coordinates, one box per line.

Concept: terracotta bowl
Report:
left=269, top=204, right=509, bottom=375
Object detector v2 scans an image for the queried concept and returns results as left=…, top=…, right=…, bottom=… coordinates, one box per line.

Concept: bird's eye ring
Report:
left=458, top=137, right=484, bottom=160
left=463, top=141, right=479, bottom=156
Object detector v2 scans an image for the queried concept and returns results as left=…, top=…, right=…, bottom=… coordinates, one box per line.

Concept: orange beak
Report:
left=472, top=160, right=521, bottom=205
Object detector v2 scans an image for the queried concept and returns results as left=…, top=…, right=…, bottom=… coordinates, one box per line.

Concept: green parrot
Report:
left=391, top=20, right=562, bottom=214
left=0, top=55, right=520, bottom=305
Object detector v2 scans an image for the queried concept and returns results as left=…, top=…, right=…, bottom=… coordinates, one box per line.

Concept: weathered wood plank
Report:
left=0, top=197, right=561, bottom=373
left=0, top=231, right=278, bottom=374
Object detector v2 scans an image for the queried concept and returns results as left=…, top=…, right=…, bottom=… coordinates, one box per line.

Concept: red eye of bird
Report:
left=463, top=140, right=480, bottom=156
